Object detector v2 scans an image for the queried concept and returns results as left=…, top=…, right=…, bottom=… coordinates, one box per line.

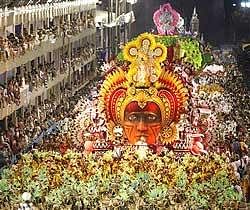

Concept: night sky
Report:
left=131, top=0, right=231, bottom=45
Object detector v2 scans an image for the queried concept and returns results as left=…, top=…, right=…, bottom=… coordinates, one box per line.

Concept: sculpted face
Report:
left=122, top=101, right=162, bottom=145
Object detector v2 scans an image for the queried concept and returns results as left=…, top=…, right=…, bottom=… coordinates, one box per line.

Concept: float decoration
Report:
left=0, top=150, right=241, bottom=209
left=99, top=33, right=188, bottom=145
left=153, top=3, right=180, bottom=35
left=118, top=35, right=205, bottom=70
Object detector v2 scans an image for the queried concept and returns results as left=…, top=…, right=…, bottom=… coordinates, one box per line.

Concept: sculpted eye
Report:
left=128, top=114, right=138, bottom=122
left=147, top=114, right=157, bottom=122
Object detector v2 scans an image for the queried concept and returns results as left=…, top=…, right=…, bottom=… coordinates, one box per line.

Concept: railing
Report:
left=0, top=0, right=97, bottom=28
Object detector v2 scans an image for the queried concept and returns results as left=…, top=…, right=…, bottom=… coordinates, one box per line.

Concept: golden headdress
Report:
left=99, top=33, right=188, bottom=143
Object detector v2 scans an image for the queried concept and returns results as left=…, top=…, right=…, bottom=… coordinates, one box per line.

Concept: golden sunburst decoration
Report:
left=99, top=67, right=127, bottom=123
left=153, top=43, right=167, bottom=63
left=123, top=33, right=167, bottom=88
left=137, top=33, right=156, bottom=50
left=123, top=40, right=139, bottom=62
left=156, top=69, right=189, bottom=122
left=159, top=123, right=178, bottom=144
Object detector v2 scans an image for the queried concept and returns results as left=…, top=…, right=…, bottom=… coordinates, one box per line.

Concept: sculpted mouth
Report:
left=137, top=136, right=148, bottom=142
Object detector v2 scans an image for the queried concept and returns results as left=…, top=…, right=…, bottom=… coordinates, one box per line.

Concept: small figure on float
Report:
left=18, top=192, right=37, bottom=210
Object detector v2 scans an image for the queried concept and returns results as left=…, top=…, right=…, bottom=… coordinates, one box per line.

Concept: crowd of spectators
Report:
left=72, top=43, right=95, bottom=65
left=0, top=76, right=97, bottom=168
left=38, top=77, right=103, bottom=154
left=0, top=79, right=20, bottom=108
left=213, top=49, right=249, bottom=142
left=190, top=48, right=250, bottom=162
left=237, top=44, right=250, bottom=91
left=0, top=39, right=95, bottom=168
left=0, top=13, right=95, bottom=63
left=0, top=42, right=95, bottom=110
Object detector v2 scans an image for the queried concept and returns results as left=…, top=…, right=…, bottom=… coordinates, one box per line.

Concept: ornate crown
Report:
left=99, top=33, right=188, bottom=144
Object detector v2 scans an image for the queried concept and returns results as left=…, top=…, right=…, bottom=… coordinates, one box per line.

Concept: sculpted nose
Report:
left=137, top=119, right=147, bottom=131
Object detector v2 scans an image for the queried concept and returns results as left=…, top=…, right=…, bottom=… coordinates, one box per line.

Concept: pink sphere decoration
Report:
left=153, top=3, right=180, bottom=35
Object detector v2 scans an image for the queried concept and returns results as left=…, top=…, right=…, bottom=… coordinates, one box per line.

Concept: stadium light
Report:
left=241, top=1, right=250, bottom=7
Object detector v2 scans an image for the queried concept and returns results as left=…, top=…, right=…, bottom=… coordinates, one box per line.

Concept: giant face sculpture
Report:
left=99, top=33, right=188, bottom=146
left=123, top=101, right=162, bottom=144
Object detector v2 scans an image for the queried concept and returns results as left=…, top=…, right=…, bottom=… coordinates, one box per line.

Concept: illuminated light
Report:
left=127, top=0, right=138, bottom=4
left=233, top=3, right=236, bottom=6
left=241, top=2, right=250, bottom=7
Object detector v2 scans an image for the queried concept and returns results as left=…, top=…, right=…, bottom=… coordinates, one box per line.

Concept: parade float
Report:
left=0, top=3, right=248, bottom=209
